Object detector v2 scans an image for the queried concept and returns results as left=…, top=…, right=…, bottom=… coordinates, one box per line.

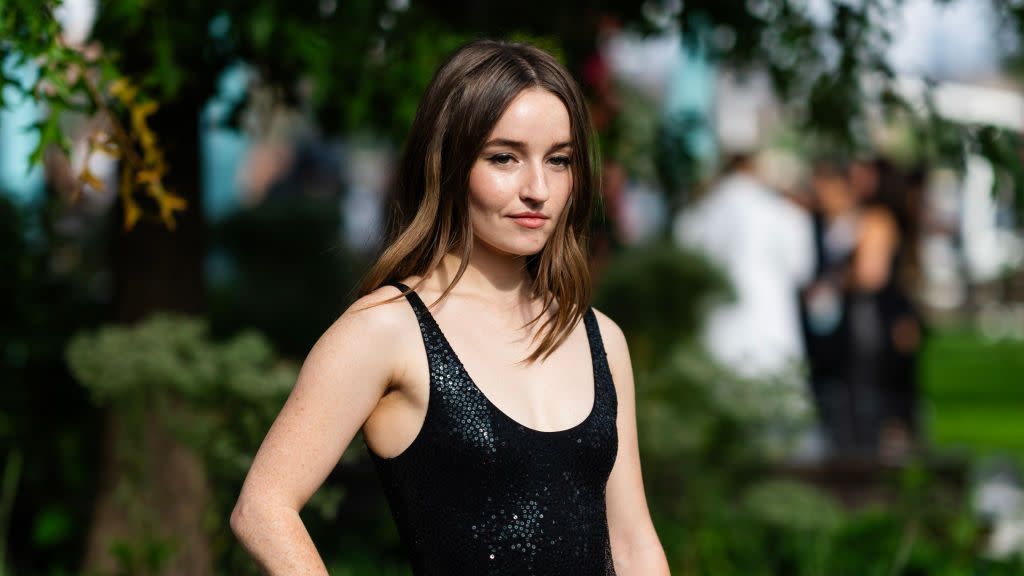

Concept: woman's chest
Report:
left=437, top=320, right=596, bottom=434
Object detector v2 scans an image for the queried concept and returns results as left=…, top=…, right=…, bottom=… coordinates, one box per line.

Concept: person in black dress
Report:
left=801, top=157, right=862, bottom=456
left=230, top=39, right=669, bottom=575
left=848, top=159, right=924, bottom=460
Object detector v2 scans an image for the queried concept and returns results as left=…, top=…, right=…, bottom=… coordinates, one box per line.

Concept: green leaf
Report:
left=25, top=110, right=67, bottom=170
left=32, top=506, right=72, bottom=547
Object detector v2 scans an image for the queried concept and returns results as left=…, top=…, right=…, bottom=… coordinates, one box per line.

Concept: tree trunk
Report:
left=83, top=95, right=213, bottom=576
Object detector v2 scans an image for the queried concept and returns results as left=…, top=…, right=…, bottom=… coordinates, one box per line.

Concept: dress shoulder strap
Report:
left=387, top=281, right=430, bottom=315
left=582, top=306, right=608, bottom=359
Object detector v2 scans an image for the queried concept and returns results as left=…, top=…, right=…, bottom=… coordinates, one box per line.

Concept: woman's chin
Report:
left=473, top=229, right=550, bottom=259
left=505, top=246, right=545, bottom=258
left=486, top=241, right=546, bottom=258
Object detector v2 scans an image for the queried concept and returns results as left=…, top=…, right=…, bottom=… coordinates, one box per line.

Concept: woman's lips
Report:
left=510, top=216, right=547, bottom=229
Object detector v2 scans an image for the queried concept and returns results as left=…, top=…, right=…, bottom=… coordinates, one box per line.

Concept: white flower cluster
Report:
left=974, top=471, right=1024, bottom=560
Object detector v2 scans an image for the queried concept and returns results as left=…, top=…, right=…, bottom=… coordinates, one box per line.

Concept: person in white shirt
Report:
left=673, top=154, right=815, bottom=381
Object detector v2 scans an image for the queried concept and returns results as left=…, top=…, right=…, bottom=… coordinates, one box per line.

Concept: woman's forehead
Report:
left=487, top=88, right=571, bottom=145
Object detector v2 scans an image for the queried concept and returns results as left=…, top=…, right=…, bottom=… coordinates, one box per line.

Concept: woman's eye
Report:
left=488, top=153, right=515, bottom=165
left=549, top=155, right=572, bottom=167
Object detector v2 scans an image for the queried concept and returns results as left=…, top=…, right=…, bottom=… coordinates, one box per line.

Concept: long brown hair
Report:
left=357, top=39, right=601, bottom=363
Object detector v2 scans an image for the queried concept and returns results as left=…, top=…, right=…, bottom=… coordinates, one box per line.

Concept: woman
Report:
left=800, top=156, right=861, bottom=455
left=230, top=39, right=669, bottom=575
left=848, top=159, right=923, bottom=460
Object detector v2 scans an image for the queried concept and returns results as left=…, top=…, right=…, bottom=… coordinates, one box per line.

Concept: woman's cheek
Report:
left=552, top=173, right=572, bottom=212
left=470, top=170, right=514, bottom=210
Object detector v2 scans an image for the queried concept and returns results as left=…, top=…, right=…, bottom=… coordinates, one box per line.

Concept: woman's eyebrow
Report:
left=482, top=138, right=572, bottom=153
left=483, top=138, right=527, bottom=151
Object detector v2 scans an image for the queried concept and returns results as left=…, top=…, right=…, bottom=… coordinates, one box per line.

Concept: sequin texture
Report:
left=366, top=282, right=619, bottom=575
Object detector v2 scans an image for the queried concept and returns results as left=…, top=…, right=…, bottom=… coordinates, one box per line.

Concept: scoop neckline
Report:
left=397, top=283, right=599, bottom=436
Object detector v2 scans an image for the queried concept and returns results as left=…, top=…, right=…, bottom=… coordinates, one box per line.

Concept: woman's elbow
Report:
left=230, top=498, right=262, bottom=542
left=230, top=501, right=247, bottom=538
left=611, top=531, right=670, bottom=575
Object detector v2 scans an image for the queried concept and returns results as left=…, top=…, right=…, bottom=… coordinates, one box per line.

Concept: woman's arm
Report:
left=230, top=289, right=406, bottom=574
left=852, top=208, right=898, bottom=292
left=594, top=309, right=671, bottom=576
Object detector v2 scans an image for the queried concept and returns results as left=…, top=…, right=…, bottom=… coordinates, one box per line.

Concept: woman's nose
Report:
left=520, top=161, right=550, bottom=202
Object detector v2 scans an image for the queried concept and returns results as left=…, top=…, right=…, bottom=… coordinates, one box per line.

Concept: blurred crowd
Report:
left=675, top=153, right=929, bottom=463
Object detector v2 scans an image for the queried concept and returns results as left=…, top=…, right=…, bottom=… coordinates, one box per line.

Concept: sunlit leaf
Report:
left=156, top=188, right=188, bottom=230
left=109, top=77, right=138, bottom=104
left=135, top=169, right=159, bottom=184
left=79, top=166, right=104, bottom=191
left=123, top=199, right=142, bottom=230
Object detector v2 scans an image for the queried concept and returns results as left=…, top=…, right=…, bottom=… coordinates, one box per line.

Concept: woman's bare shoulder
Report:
left=590, top=306, right=635, bottom=399
left=590, top=307, right=629, bottom=361
left=304, top=284, right=416, bottom=377
left=861, top=207, right=898, bottom=235
left=347, top=284, right=412, bottom=320
left=341, top=283, right=415, bottom=336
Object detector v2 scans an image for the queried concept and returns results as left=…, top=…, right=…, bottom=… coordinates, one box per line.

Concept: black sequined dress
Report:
left=366, top=281, right=619, bottom=575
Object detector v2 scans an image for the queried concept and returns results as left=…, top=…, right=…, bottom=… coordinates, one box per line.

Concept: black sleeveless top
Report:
left=366, top=281, right=619, bottom=575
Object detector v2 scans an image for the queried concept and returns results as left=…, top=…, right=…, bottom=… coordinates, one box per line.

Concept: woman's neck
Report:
left=428, top=246, right=534, bottom=307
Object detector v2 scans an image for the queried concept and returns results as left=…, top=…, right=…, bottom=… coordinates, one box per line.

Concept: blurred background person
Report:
left=673, top=152, right=814, bottom=383
left=799, top=156, right=862, bottom=458
left=848, top=158, right=926, bottom=461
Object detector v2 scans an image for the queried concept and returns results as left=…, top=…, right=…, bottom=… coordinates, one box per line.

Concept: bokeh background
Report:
left=3, top=0, right=1024, bottom=574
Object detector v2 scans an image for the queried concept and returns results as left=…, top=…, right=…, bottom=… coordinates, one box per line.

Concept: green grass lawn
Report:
left=921, top=328, right=1024, bottom=463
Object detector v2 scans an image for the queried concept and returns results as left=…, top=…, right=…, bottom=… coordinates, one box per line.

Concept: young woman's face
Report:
left=467, top=87, right=573, bottom=257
